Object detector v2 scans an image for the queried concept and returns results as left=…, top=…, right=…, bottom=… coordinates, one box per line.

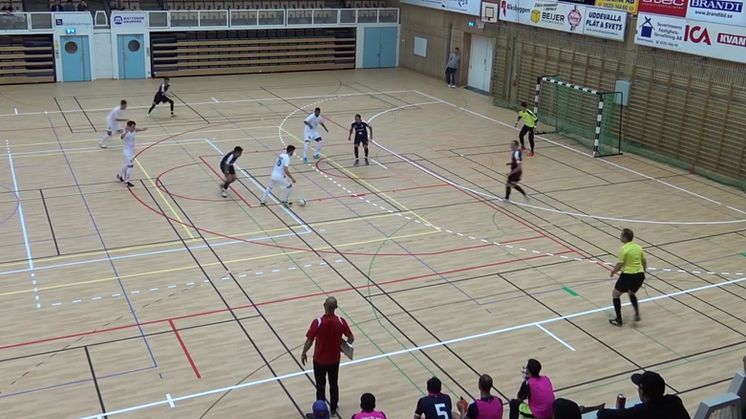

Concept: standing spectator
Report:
left=301, top=297, right=354, bottom=417
left=63, top=0, right=75, bottom=10
left=50, top=0, right=64, bottom=11
left=306, top=400, right=331, bottom=419
left=414, top=377, right=453, bottom=419
left=457, top=374, right=503, bottom=419
left=552, top=399, right=580, bottom=419
left=352, top=393, right=387, bottom=419
left=445, top=47, right=460, bottom=88
left=1, top=1, right=14, bottom=12
left=77, top=0, right=88, bottom=11
left=597, top=371, right=690, bottom=419
left=508, top=359, right=554, bottom=419
left=608, top=228, right=647, bottom=327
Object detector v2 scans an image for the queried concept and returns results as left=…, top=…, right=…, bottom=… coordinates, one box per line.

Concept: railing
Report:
left=0, top=12, right=54, bottom=32
left=147, top=7, right=398, bottom=28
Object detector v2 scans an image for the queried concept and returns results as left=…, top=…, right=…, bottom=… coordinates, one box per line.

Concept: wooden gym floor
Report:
left=0, top=68, right=744, bottom=418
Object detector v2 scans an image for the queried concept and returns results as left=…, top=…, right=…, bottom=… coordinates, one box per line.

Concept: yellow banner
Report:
left=595, top=0, right=638, bottom=14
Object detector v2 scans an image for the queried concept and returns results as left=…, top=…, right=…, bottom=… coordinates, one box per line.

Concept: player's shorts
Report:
left=354, top=136, right=369, bottom=146
left=507, top=172, right=522, bottom=184
left=107, top=122, right=122, bottom=133
left=153, top=93, right=170, bottom=104
left=305, top=130, right=321, bottom=142
left=269, top=175, right=290, bottom=188
left=614, top=272, right=645, bottom=293
left=220, top=164, right=235, bottom=175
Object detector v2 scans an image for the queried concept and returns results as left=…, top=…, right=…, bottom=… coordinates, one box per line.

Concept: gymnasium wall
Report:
left=398, top=8, right=746, bottom=190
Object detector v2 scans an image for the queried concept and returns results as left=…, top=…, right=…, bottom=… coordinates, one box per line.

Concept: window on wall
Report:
left=414, top=36, right=427, bottom=57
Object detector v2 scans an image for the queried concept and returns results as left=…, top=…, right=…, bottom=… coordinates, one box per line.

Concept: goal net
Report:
left=533, top=76, right=623, bottom=157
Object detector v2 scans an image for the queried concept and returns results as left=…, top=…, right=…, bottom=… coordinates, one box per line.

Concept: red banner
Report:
left=638, top=0, right=687, bottom=16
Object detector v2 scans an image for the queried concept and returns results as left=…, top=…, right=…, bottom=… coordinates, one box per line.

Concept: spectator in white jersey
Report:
left=219, top=146, right=243, bottom=198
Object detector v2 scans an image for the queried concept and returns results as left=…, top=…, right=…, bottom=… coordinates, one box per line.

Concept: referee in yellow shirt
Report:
left=514, top=102, right=537, bottom=156
left=609, top=228, right=647, bottom=327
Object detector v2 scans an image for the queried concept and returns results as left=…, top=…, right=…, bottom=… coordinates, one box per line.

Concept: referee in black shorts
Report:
left=609, top=228, right=647, bottom=327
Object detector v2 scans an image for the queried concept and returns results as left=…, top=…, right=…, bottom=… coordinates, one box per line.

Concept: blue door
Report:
left=118, top=34, right=146, bottom=79
left=363, top=27, right=381, bottom=68
left=378, top=27, right=397, bottom=68
left=363, top=27, right=398, bottom=68
left=61, top=36, right=91, bottom=82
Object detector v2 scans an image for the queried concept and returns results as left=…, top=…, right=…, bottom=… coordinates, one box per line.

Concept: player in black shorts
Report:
left=348, top=114, right=373, bottom=166
left=414, top=377, right=453, bottom=419
left=505, top=140, right=527, bottom=201
left=147, top=77, right=174, bottom=117
left=219, top=146, right=243, bottom=198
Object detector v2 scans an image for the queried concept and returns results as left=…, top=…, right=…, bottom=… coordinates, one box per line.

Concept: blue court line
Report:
left=43, top=122, right=158, bottom=367
left=6, top=141, right=40, bottom=309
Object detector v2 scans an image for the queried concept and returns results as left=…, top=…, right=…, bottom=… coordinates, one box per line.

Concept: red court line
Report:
left=168, top=319, right=202, bottom=379
left=0, top=250, right=571, bottom=352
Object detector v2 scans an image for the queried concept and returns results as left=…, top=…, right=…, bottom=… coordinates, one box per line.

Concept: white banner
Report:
left=400, top=0, right=481, bottom=16
left=635, top=13, right=746, bottom=63
left=499, top=0, right=628, bottom=40
left=686, top=0, right=746, bottom=26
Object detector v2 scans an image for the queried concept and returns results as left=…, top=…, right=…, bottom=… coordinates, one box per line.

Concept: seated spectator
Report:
left=415, top=377, right=453, bottom=419
left=597, top=371, right=691, bottom=419
left=552, top=399, right=580, bottom=419
left=352, top=393, right=387, bottom=419
left=63, top=0, right=75, bottom=10
left=108, top=0, right=116, bottom=8
left=50, top=0, right=64, bottom=11
left=1, top=1, right=13, bottom=12
left=457, top=374, right=503, bottom=419
left=116, top=0, right=124, bottom=9
left=77, top=0, right=88, bottom=10
left=305, top=400, right=331, bottom=419
left=509, top=359, right=555, bottom=419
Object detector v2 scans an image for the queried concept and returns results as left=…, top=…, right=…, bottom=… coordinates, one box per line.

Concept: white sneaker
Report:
left=99, top=143, right=107, bottom=148
left=220, top=187, right=227, bottom=198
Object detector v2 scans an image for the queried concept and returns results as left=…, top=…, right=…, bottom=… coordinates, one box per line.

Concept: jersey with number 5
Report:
left=272, top=153, right=290, bottom=178
left=415, top=393, right=453, bottom=419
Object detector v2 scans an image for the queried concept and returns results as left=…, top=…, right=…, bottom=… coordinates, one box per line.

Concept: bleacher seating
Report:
left=163, top=0, right=389, bottom=9
left=150, top=28, right=355, bottom=77
left=0, top=35, right=55, bottom=85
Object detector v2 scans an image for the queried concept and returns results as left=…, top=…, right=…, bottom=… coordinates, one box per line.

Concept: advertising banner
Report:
left=500, top=0, right=627, bottom=40
left=638, top=0, right=688, bottom=17
left=636, top=13, right=746, bottom=63
left=595, top=0, right=639, bottom=14
left=686, top=0, right=745, bottom=26
left=400, top=0, right=481, bottom=16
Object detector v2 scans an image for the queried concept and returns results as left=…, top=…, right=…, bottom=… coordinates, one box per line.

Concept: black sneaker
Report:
left=365, top=158, right=369, bottom=166
left=116, top=174, right=123, bottom=182
left=260, top=201, right=267, bottom=206
left=353, top=159, right=359, bottom=166
left=125, top=181, right=134, bottom=187
left=609, top=319, right=623, bottom=327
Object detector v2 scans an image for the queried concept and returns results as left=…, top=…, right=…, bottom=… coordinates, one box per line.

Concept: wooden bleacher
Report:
left=0, top=35, right=55, bottom=85
left=150, top=28, right=355, bottom=77
left=164, top=0, right=328, bottom=8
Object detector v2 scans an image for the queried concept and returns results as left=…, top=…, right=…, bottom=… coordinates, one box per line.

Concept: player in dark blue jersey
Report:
left=414, top=377, right=453, bottom=419
left=219, top=146, right=243, bottom=197
left=348, top=114, right=373, bottom=166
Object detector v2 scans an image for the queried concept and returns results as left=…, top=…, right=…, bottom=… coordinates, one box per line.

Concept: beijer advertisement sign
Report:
left=500, top=0, right=627, bottom=40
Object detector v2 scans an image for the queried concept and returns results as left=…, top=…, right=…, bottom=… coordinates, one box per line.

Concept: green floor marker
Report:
left=740, top=252, right=746, bottom=257
left=562, top=286, right=579, bottom=297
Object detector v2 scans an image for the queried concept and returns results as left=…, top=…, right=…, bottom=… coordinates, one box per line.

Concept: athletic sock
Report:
left=354, top=147, right=359, bottom=159
left=303, top=141, right=309, bottom=159
left=613, top=298, right=622, bottom=322
left=514, top=185, right=527, bottom=197
left=148, top=104, right=155, bottom=114
left=261, top=186, right=272, bottom=202
left=505, top=186, right=511, bottom=200
left=283, top=186, right=292, bottom=201
left=364, top=147, right=369, bottom=157
left=630, top=294, right=639, bottom=315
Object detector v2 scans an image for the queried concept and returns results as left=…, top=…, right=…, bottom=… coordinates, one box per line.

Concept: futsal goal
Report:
left=533, top=76, right=623, bottom=158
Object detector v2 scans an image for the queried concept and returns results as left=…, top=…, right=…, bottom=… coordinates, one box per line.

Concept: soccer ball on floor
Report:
left=298, top=198, right=307, bottom=207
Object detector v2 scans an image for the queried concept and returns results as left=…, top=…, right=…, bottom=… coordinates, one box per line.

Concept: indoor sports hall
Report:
left=0, top=3, right=745, bottom=419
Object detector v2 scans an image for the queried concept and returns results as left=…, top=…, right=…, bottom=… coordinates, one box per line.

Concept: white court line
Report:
left=80, top=274, right=746, bottom=419
left=411, top=90, right=744, bottom=212
left=536, top=324, right=576, bottom=351
left=367, top=101, right=746, bottom=225
left=370, top=158, right=388, bottom=169
left=211, top=97, right=219, bottom=103
left=203, top=138, right=311, bottom=232
left=13, top=108, right=18, bottom=115
left=6, top=140, right=40, bottom=309
left=0, top=90, right=411, bottom=118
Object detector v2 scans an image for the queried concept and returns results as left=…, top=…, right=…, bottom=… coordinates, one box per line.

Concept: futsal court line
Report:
left=536, top=324, right=576, bottom=351
left=5, top=140, right=40, bottom=308
left=411, top=90, right=746, bottom=217
left=0, top=90, right=412, bottom=118
left=134, top=159, right=195, bottom=239
left=78, top=273, right=746, bottom=419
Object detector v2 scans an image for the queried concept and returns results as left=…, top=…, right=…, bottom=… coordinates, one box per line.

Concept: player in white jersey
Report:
left=302, top=107, right=329, bottom=163
left=100, top=100, right=129, bottom=149
left=260, top=145, right=296, bottom=207
left=116, top=120, right=147, bottom=187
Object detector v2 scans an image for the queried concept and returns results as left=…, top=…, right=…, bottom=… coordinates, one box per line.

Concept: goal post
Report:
left=533, top=76, right=623, bottom=158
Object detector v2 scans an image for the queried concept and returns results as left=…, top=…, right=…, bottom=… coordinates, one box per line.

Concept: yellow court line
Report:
left=0, top=211, right=414, bottom=270
left=281, top=127, right=437, bottom=228
left=0, top=230, right=439, bottom=297
left=134, top=159, right=196, bottom=239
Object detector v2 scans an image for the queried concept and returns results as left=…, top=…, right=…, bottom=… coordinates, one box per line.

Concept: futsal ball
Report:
left=298, top=198, right=307, bottom=207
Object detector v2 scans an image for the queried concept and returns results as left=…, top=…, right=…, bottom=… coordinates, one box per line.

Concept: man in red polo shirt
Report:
left=302, top=297, right=355, bottom=416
